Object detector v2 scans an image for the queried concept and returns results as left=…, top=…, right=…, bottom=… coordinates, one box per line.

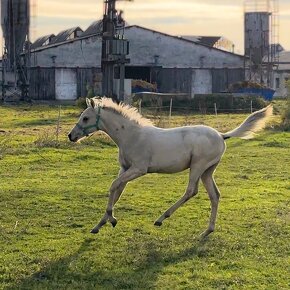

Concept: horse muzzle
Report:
left=68, top=133, right=78, bottom=142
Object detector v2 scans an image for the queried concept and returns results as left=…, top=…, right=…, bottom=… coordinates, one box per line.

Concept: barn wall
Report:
left=30, top=67, right=55, bottom=100
left=125, top=27, right=245, bottom=69
left=31, top=27, right=245, bottom=70
left=76, top=67, right=102, bottom=97
left=273, top=71, right=290, bottom=97
left=29, top=66, right=245, bottom=100
left=212, top=68, right=245, bottom=93
left=55, top=69, right=77, bottom=100
left=30, top=36, right=102, bottom=68
left=150, top=67, right=244, bottom=96
left=28, top=26, right=247, bottom=99
left=155, top=68, right=192, bottom=94
left=29, top=67, right=102, bottom=100
left=192, top=70, right=212, bottom=94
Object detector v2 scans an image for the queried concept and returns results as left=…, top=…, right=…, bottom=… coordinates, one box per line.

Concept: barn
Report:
left=28, top=22, right=247, bottom=101
left=273, top=50, right=290, bottom=97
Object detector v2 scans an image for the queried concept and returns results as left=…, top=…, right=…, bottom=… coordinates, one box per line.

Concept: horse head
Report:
left=68, top=98, right=101, bottom=142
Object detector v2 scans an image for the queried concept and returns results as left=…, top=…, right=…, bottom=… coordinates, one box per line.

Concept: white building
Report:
left=26, top=23, right=247, bottom=100
left=274, top=51, right=290, bottom=97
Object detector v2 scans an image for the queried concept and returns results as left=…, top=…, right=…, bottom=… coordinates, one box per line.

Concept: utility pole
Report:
left=101, top=0, right=132, bottom=102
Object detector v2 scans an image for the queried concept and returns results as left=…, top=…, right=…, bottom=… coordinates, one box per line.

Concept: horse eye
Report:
left=83, top=117, right=89, bottom=123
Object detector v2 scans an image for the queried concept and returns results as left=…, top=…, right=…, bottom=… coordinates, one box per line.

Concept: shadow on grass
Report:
left=7, top=236, right=209, bottom=289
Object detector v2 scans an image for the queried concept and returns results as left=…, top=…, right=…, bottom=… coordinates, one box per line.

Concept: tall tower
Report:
left=244, top=0, right=279, bottom=87
left=101, top=0, right=132, bottom=101
left=1, top=0, right=30, bottom=100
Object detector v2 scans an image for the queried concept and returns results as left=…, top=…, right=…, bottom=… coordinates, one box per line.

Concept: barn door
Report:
left=55, top=69, right=77, bottom=100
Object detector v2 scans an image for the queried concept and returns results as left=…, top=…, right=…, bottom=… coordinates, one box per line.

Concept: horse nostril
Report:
left=68, top=133, right=72, bottom=141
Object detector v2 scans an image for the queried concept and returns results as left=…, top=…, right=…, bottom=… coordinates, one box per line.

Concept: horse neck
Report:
left=99, top=109, right=140, bottom=146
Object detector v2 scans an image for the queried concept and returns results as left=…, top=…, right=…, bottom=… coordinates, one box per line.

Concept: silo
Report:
left=1, top=0, right=30, bottom=70
left=244, top=11, right=270, bottom=64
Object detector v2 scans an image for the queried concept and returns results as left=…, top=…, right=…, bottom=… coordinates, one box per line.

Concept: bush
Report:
left=34, top=131, right=60, bottom=148
left=76, top=97, right=87, bottom=109
left=192, top=94, right=268, bottom=113
left=281, top=81, right=290, bottom=131
left=156, top=94, right=268, bottom=113
left=281, top=102, right=290, bottom=130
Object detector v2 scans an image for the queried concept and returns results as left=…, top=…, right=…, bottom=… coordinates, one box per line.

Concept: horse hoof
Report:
left=154, top=221, right=162, bottom=227
left=111, top=218, right=117, bottom=228
left=199, top=229, right=214, bottom=240
left=90, top=228, right=99, bottom=234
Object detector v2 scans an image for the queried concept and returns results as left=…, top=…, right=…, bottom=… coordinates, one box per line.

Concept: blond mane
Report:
left=92, top=97, right=153, bottom=127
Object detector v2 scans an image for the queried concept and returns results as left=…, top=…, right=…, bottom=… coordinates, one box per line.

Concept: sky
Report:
left=1, top=0, right=290, bottom=55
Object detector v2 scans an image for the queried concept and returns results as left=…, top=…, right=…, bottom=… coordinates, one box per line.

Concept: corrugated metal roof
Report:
left=199, top=36, right=221, bottom=47
left=182, top=36, right=221, bottom=47
left=82, top=20, right=103, bottom=37
left=31, top=34, right=55, bottom=49
left=50, top=27, right=83, bottom=44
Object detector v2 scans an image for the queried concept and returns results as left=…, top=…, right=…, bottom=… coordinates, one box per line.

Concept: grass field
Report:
left=0, top=102, right=289, bottom=289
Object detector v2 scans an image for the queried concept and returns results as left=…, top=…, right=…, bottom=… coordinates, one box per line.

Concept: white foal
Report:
left=68, top=97, right=272, bottom=238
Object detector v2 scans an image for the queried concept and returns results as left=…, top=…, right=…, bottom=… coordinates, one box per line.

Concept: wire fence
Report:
left=138, top=99, right=256, bottom=116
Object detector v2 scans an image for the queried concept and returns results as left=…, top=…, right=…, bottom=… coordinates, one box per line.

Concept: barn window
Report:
left=275, top=77, right=280, bottom=89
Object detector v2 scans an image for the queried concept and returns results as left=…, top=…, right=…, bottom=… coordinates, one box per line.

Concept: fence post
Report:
left=56, top=105, right=61, bottom=142
left=168, top=98, right=173, bottom=126
left=139, top=100, right=142, bottom=114
left=250, top=100, right=253, bottom=113
left=214, top=103, right=217, bottom=117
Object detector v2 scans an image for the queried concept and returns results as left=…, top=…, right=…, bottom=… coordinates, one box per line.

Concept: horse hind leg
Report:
left=200, top=163, right=221, bottom=239
left=154, top=164, right=203, bottom=226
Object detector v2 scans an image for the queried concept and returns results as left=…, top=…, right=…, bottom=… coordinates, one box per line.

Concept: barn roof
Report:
left=50, top=27, right=83, bottom=44
left=181, top=36, right=221, bottom=47
left=82, top=20, right=103, bottom=37
left=31, top=34, right=55, bottom=49
left=199, top=36, right=222, bottom=47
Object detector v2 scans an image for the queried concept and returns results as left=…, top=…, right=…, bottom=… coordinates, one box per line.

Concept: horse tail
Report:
left=222, top=105, right=273, bottom=140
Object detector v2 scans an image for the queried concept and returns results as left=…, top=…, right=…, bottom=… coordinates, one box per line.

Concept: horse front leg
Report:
left=90, top=182, right=126, bottom=234
left=90, top=167, right=146, bottom=234
left=90, top=168, right=125, bottom=234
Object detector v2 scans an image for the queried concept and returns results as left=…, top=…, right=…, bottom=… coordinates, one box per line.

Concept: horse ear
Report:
left=86, top=98, right=92, bottom=108
left=90, top=98, right=96, bottom=108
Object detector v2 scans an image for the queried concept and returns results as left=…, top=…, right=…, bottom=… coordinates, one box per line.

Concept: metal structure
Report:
left=244, top=0, right=280, bottom=87
left=30, top=0, right=37, bottom=41
left=101, top=0, right=132, bottom=101
left=1, top=0, right=30, bottom=100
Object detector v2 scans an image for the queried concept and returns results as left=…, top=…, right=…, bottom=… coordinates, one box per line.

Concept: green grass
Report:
left=0, top=103, right=289, bottom=290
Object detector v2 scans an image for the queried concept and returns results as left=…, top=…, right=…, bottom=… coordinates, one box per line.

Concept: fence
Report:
left=135, top=90, right=268, bottom=116
left=138, top=98, right=257, bottom=116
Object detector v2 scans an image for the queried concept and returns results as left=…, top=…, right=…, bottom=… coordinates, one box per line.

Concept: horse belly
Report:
left=147, top=148, right=191, bottom=173
left=148, top=163, right=190, bottom=174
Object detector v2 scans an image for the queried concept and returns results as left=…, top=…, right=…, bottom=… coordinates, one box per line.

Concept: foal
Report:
left=68, top=97, right=272, bottom=238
